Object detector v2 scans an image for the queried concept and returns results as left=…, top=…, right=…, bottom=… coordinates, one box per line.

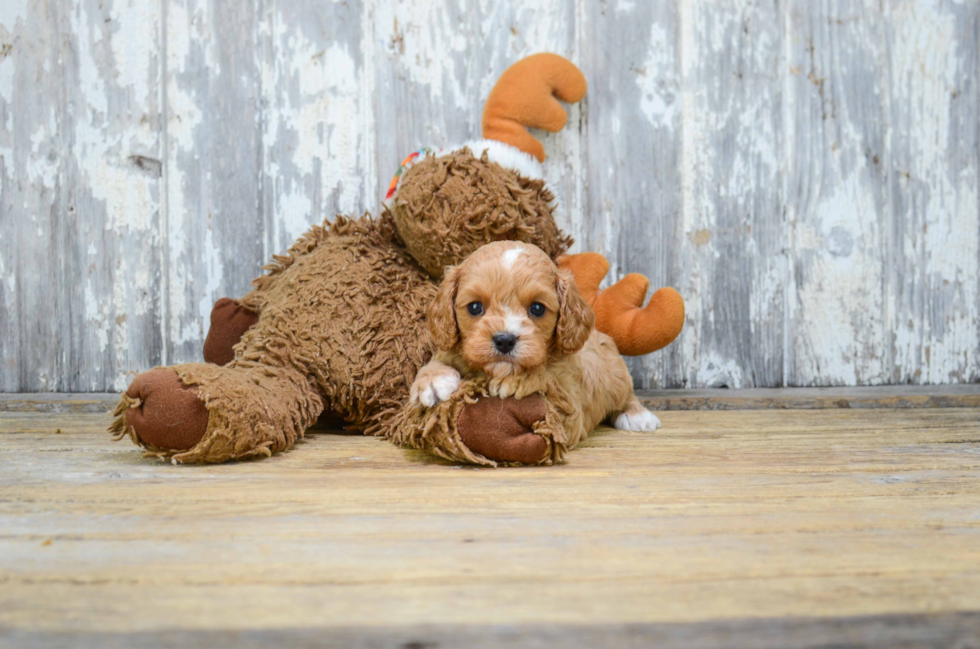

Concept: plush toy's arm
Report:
left=559, top=253, right=685, bottom=356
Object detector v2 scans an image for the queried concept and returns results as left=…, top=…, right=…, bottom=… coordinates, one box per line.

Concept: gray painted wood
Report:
left=580, top=0, right=683, bottom=390
left=4, top=385, right=980, bottom=414
left=2, top=611, right=980, bottom=648
left=1, top=0, right=165, bottom=392
left=0, top=0, right=977, bottom=392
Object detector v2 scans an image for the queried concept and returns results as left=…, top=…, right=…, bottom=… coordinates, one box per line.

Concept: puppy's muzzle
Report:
left=492, top=332, right=518, bottom=355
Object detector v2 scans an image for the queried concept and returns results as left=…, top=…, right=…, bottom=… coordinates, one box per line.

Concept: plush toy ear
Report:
left=428, top=266, right=462, bottom=351
left=555, top=268, right=595, bottom=355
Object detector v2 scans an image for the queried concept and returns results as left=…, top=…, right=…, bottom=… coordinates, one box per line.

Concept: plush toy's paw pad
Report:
left=457, top=396, right=548, bottom=464
left=414, top=370, right=461, bottom=407
left=614, top=408, right=661, bottom=432
left=203, top=297, right=259, bottom=365
left=123, top=368, right=210, bottom=451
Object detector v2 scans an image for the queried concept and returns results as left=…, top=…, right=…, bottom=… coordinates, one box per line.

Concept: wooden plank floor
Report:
left=2, top=400, right=980, bottom=647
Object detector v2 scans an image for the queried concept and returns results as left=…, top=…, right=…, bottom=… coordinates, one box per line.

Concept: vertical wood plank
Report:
left=0, top=0, right=164, bottom=392
left=674, top=0, right=785, bottom=388
left=784, top=0, right=891, bottom=386
left=0, top=1, right=62, bottom=391
left=257, top=0, right=372, bottom=257
left=163, top=0, right=266, bottom=364
left=578, top=0, right=683, bottom=388
left=885, top=1, right=979, bottom=384
left=370, top=0, right=580, bottom=232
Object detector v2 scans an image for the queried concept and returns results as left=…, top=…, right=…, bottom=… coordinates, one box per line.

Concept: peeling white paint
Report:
left=636, top=23, right=678, bottom=126
left=795, top=171, right=886, bottom=384
left=0, top=56, right=13, bottom=104
left=696, top=351, right=745, bottom=388
left=166, top=0, right=213, bottom=349
left=0, top=0, right=31, bottom=28
left=261, top=10, right=373, bottom=253
left=888, top=1, right=979, bottom=383
left=375, top=1, right=469, bottom=107
left=108, top=0, right=159, bottom=105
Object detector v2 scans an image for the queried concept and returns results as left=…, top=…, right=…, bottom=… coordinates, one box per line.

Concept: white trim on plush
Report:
left=386, top=139, right=547, bottom=207
left=447, top=139, right=544, bottom=180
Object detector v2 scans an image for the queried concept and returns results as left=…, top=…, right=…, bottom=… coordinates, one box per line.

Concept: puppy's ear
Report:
left=555, top=268, right=595, bottom=355
left=428, top=265, right=462, bottom=351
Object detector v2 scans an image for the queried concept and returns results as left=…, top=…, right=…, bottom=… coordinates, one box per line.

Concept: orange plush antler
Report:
left=559, top=253, right=685, bottom=356
left=482, top=53, right=587, bottom=162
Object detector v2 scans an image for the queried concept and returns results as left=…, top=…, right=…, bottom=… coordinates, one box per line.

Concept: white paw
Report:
left=614, top=408, right=661, bottom=432
left=417, top=372, right=460, bottom=407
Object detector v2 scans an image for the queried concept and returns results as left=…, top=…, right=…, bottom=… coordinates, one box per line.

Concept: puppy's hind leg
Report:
left=611, top=396, right=661, bottom=432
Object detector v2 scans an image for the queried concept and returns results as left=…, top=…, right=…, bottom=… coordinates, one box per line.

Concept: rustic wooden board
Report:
left=1, top=1, right=978, bottom=392
left=3, top=612, right=980, bottom=649
left=0, top=0, right=165, bottom=392
left=639, top=384, right=980, bottom=410
left=4, top=384, right=980, bottom=413
left=1, top=407, right=979, bottom=645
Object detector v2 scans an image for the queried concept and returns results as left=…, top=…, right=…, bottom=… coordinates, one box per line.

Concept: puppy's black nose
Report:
left=492, top=332, right=518, bottom=354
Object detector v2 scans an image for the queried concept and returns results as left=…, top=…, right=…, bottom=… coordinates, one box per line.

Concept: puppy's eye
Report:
left=467, top=301, right=484, bottom=316
left=528, top=302, right=546, bottom=318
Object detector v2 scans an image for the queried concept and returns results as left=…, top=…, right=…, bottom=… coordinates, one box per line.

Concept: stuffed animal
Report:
left=109, top=53, right=685, bottom=465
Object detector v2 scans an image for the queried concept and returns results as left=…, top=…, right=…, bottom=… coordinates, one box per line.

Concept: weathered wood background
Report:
left=0, top=0, right=977, bottom=392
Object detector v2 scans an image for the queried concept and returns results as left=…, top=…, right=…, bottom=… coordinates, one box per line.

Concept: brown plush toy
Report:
left=109, top=53, right=685, bottom=465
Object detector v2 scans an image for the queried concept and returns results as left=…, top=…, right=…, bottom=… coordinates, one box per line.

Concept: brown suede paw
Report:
left=457, top=395, right=548, bottom=464
left=203, top=297, right=259, bottom=365
left=124, top=368, right=209, bottom=451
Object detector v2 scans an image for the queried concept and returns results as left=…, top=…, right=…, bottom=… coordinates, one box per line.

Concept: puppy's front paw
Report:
left=411, top=369, right=461, bottom=407
left=488, top=378, right=516, bottom=399
left=614, top=408, right=661, bottom=432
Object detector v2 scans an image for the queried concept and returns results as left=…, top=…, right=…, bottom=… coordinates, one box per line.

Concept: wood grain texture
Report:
left=785, top=0, right=892, bottom=386
left=1, top=407, right=979, bottom=640
left=1, top=1, right=978, bottom=391
left=3, top=384, right=980, bottom=412
left=0, top=0, right=165, bottom=392
left=3, top=613, right=980, bottom=648
left=579, top=0, right=683, bottom=390
left=885, top=1, right=980, bottom=384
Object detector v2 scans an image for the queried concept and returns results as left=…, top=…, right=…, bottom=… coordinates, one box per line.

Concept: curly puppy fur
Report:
left=111, top=150, right=572, bottom=464
left=394, top=242, right=659, bottom=465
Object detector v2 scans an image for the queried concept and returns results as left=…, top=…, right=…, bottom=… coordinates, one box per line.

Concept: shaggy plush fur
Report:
left=390, top=149, right=571, bottom=279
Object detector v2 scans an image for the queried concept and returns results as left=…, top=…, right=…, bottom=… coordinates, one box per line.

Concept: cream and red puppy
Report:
left=411, top=241, right=660, bottom=456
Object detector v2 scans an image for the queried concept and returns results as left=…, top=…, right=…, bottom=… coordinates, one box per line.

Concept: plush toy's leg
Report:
left=457, top=396, right=548, bottom=464
left=117, top=368, right=210, bottom=450
left=387, top=380, right=569, bottom=466
left=202, top=298, right=259, bottom=365
left=110, top=361, right=323, bottom=463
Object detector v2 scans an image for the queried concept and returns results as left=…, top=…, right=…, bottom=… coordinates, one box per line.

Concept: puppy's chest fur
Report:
left=439, top=330, right=635, bottom=447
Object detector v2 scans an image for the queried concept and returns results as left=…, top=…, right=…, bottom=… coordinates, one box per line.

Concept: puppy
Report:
left=411, top=241, right=660, bottom=455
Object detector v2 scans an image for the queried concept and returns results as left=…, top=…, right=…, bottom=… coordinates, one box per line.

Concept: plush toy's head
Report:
left=386, top=53, right=586, bottom=279
left=389, top=149, right=571, bottom=278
